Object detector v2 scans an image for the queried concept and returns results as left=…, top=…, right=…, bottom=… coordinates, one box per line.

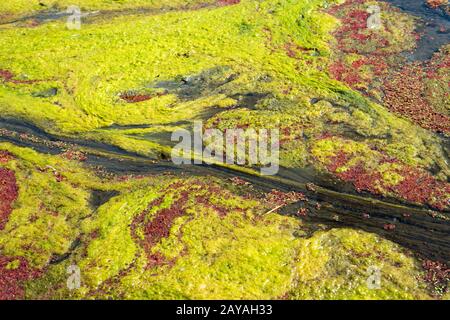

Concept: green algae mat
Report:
left=0, top=0, right=449, bottom=300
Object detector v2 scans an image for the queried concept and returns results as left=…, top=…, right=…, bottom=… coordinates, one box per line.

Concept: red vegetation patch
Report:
left=218, top=0, right=240, bottom=6
left=0, top=69, right=41, bottom=84
left=0, top=168, right=18, bottom=230
left=264, top=189, right=307, bottom=207
left=120, top=92, right=153, bottom=103
left=144, top=192, right=188, bottom=264
left=0, top=69, right=13, bottom=82
left=326, top=0, right=417, bottom=93
left=132, top=181, right=244, bottom=268
left=383, top=62, right=450, bottom=134
left=383, top=223, right=396, bottom=231
left=284, top=41, right=310, bottom=59
left=426, top=0, right=448, bottom=9
left=391, top=167, right=450, bottom=211
left=329, top=56, right=389, bottom=89
left=422, top=259, right=449, bottom=295
left=319, top=137, right=450, bottom=210
left=61, top=149, right=87, bottom=162
left=229, top=176, right=251, bottom=186
left=296, top=207, right=308, bottom=217
left=0, top=256, right=42, bottom=300
left=119, top=91, right=166, bottom=103
left=336, top=163, right=383, bottom=194
left=0, top=151, right=13, bottom=164
left=327, top=0, right=395, bottom=55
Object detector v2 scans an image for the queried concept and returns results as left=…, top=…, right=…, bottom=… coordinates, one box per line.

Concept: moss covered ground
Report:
left=0, top=143, right=437, bottom=299
left=0, top=0, right=448, bottom=299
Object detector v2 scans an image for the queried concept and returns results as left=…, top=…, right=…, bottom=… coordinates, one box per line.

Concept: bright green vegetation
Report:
left=0, top=143, right=436, bottom=299
left=1, top=0, right=446, bottom=181
left=0, top=142, right=155, bottom=268
left=289, top=228, right=432, bottom=300
left=0, top=0, right=337, bottom=153
left=1, top=0, right=448, bottom=300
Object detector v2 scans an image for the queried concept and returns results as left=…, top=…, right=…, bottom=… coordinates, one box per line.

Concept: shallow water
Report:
left=385, top=0, right=450, bottom=60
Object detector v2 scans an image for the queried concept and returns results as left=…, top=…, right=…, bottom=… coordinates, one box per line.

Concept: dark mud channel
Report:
left=0, top=3, right=219, bottom=26
left=1, top=117, right=449, bottom=263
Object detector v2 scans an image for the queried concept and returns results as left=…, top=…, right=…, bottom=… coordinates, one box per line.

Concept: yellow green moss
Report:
left=290, top=229, right=432, bottom=300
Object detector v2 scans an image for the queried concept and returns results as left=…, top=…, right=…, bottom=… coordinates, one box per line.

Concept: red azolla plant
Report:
left=330, top=4, right=374, bottom=54
left=391, top=167, right=450, bottom=211
left=325, top=150, right=350, bottom=172
left=296, top=207, right=308, bottom=217
left=0, top=256, right=42, bottom=300
left=329, top=51, right=390, bottom=90
left=426, top=0, right=448, bottom=9
left=60, top=149, right=87, bottom=162
left=0, top=151, right=13, bottom=164
left=264, top=189, right=307, bottom=207
left=229, top=176, right=251, bottom=186
left=120, top=92, right=154, bottom=103
left=0, top=69, right=14, bottom=82
left=383, top=223, right=396, bottom=231
left=284, top=41, right=309, bottom=59
left=340, top=9, right=370, bottom=33
left=218, top=0, right=240, bottom=6
left=335, top=163, right=382, bottom=194
left=383, top=63, right=450, bottom=134
left=422, top=259, right=449, bottom=295
left=0, top=168, right=18, bottom=230
left=318, top=137, right=450, bottom=210
left=0, top=69, right=40, bottom=84
left=326, top=0, right=416, bottom=93
left=132, top=181, right=244, bottom=268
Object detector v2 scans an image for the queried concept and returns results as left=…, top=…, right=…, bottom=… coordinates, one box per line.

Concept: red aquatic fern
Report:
left=0, top=168, right=18, bottom=230
left=0, top=151, right=13, bottom=164
left=264, top=189, right=307, bottom=207
left=120, top=92, right=154, bottom=103
left=383, top=63, right=450, bottom=134
left=0, top=69, right=41, bottom=84
left=218, top=0, right=240, bottom=6
left=132, top=181, right=242, bottom=268
left=383, top=223, right=396, bottom=231
left=229, top=176, right=251, bottom=186
left=0, top=69, right=13, bottom=82
left=0, top=256, right=42, bottom=300
left=318, top=137, right=450, bottom=210
left=422, top=259, right=449, bottom=295
left=391, top=167, right=450, bottom=211
left=426, top=0, right=448, bottom=9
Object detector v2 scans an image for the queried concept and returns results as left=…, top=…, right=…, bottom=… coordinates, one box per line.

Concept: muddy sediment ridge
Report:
left=1, top=117, right=449, bottom=263
left=0, top=2, right=218, bottom=26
